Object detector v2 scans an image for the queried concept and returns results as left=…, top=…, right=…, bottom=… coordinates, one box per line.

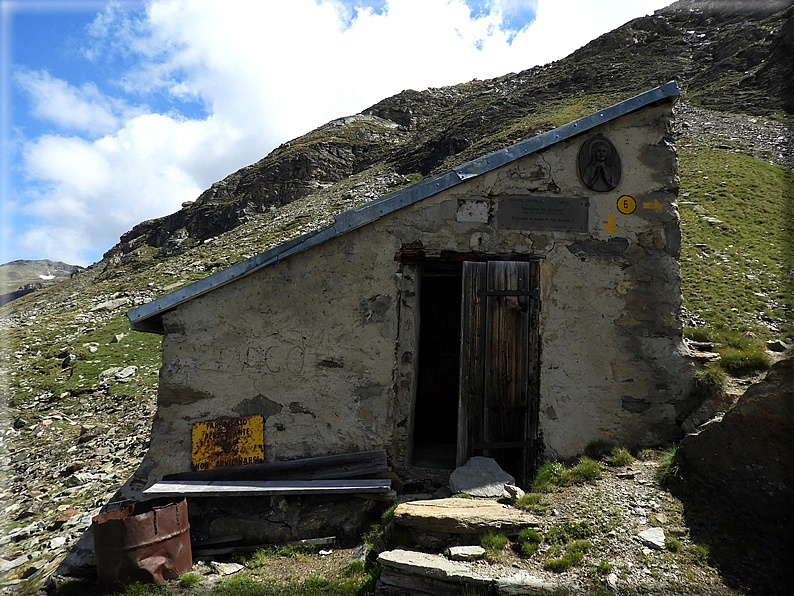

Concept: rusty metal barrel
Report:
left=93, top=498, right=192, bottom=590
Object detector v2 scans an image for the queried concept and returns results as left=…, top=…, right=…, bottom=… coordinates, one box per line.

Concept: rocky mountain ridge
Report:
left=106, top=0, right=793, bottom=260
left=0, top=261, right=84, bottom=306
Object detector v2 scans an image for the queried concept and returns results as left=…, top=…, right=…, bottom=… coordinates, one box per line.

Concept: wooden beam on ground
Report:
left=142, top=478, right=392, bottom=498
left=163, top=449, right=388, bottom=482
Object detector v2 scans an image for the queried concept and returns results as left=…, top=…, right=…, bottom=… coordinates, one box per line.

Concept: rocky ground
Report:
left=0, top=376, right=156, bottom=593
left=674, top=102, right=793, bottom=172
left=5, top=451, right=771, bottom=596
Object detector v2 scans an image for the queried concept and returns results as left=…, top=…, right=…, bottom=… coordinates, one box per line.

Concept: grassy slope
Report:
left=678, top=138, right=793, bottom=338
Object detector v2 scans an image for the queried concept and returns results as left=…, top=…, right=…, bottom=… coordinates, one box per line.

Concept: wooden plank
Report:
left=458, top=262, right=486, bottom=466
left=483, top=261, right=531, bottom=484
left=163, top=449, right=387, bottom=482
left=525, top=259, right=542, bottom=482
left=142, top=478, right=392, bottom=497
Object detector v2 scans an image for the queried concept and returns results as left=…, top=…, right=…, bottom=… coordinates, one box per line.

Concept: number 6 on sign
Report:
left=617, top=195, right=636, bottom=215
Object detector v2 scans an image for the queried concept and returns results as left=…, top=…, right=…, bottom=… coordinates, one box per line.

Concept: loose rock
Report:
left=449, top=457, right=515, bottom=497
left=638, top=527, right=666, bottom=550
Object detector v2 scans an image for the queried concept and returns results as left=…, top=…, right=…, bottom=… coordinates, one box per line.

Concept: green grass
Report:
left=686, top=326, right=773, bottom=377
left=247, top=544, right=321, bottom=567
left=178, top=573, right=203, bottom=588
left=665, top=536, right=682, bottom=553
left=656, top=446, right=684, bottom=486
left=604, top=447, right=633, bottom=467
left=690, top=365, right=727, bottom=402
left=532, top=461, right=568, bottom=492
left=480, top=531, right=510, bottom=562
left=596, top=560, right=613, bottom=575
left=517, top=528, right=543, bottom=557
left=108, top=583, right=166, bottom=596
left=584, top=442, right=634, bottom=467
left=569, top=457, right=602, bottom=484
left=205, top=573, right=370, bottom=596
left=545, top=521, right=595, bottom=545
left=678, top=138, right=793, bottom=339
left=716, top=347, right=771, bottom=376
left=543, top=540, right=592, bottom=572
left=532, top=457, right=603, bottom=493
left=514, top=492, right=550, bottom=514
left=380, top=503, right=398, bottom=521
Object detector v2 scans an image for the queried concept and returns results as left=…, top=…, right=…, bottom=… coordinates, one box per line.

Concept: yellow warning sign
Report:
left=616, top=195, right=637, bottom=215
left=191, top=415, right=264, bottom=472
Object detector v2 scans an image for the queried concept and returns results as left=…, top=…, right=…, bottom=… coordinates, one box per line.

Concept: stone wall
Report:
left=133, top=97, right=689, bottom=489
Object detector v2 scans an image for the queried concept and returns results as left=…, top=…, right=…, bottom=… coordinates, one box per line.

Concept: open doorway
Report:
left=411, top=269, right=462, bottom=469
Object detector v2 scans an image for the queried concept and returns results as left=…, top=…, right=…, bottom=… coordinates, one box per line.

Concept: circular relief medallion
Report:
left=578, top=134, right=621, bottom=192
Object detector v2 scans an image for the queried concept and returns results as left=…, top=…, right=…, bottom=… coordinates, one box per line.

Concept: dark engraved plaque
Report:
left=578, top=134, right=621, bottom=192
left=496, top=196, right=589, bottom=232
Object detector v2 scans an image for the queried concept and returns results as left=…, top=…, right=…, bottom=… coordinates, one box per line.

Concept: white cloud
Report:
left=512, top=0, right=671, bottom=66
left=11, top=0, right=672, bottom=266
left=15, top=69, right=143, bottom=136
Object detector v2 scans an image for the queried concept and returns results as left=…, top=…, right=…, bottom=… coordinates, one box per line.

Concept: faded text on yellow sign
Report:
left=191, top=415, right=264, bottom=472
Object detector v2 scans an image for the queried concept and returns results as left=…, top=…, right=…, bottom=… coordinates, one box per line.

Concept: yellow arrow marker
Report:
left=604, top=214, right=617, bottom=234
left=642, top=199, right=662, bottom=212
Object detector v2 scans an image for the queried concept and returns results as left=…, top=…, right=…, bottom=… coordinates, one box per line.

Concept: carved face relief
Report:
left=578, top=134, right=621, bottom=192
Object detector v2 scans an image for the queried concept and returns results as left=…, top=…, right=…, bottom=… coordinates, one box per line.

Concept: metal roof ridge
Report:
left=127, top=81, right=679, bottom=332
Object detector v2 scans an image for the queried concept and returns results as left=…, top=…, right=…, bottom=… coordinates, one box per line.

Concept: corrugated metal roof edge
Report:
left=128, top=81, right=679, bottom=333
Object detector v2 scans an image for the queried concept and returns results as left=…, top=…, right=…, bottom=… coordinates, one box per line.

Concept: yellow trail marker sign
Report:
left=192, top=415, right=264, bottom=472
left=604, top=214, right=617, bottom=233
left=617, top=195, right=637, bottom=215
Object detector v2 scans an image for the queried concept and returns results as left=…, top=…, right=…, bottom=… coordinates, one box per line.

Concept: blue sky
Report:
left=1, top=0, right=672, bottom=267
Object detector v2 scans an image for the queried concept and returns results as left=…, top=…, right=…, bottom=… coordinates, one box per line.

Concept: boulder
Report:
left=679, top=357, right=793, bottom=519
left=449, top=456, right=515, bottom=497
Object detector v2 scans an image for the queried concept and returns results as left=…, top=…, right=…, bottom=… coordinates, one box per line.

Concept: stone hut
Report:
left=126, top=82, right=689, bottom=520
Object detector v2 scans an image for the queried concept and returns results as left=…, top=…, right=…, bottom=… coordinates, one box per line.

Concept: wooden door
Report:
left=457, top=260, right=540, bottom=487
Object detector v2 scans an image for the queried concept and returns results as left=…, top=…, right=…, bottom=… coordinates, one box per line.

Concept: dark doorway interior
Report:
left=412, top=271, right=462, bottom=469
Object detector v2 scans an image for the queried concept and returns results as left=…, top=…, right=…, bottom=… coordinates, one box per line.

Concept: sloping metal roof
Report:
left=128, top=81, right=679, bottom=333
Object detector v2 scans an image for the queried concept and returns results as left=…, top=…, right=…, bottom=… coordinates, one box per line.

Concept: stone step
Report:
left=393, top=497, right=540, bottom=535
left=377, top=549, right=489, bottom=595
left=376, top=548, right=561, bottom=595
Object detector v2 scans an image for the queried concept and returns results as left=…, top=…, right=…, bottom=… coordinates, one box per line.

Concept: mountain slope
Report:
left=1, top=1, right=792, bottom=593
left=105, top=0, right=793, bottom=259
left=0, top=260, right=83, bottom=299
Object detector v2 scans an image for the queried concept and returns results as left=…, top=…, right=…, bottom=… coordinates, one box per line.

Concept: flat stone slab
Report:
left=378, top=549, right=561, bottom=595
left=379, top=548, right=489, bottom=584
left=393, top=498, right=539, bottom=535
